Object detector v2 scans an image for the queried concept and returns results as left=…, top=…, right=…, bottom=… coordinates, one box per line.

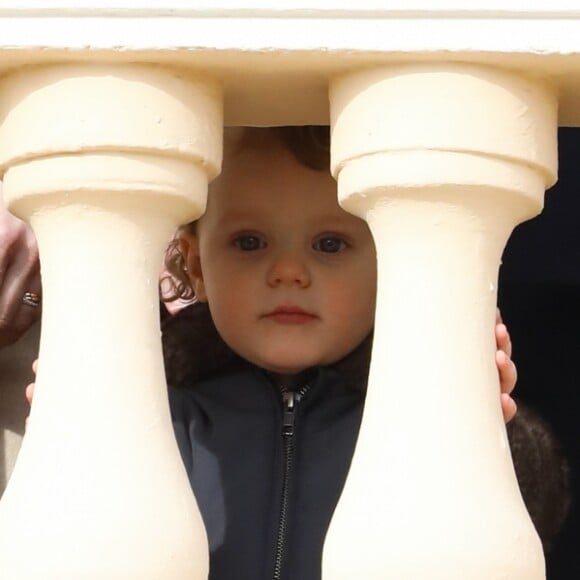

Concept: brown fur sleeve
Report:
left=507, top=403, right=571, bottom=551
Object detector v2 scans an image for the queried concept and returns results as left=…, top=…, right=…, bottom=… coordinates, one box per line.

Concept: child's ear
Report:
left=179, top=234, right=208, bottom=303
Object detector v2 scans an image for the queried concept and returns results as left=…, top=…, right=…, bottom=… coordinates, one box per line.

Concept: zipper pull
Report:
left=282, top=391, right=296, bottom=437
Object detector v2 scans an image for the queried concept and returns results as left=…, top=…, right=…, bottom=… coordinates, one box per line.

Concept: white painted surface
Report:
left=324, top=62, right=557, bottom=580
left=0, top=64, right=220, bottom=579
left=0, top=1, right=579, bottom=14
left=0, top=5, right=578, bottom=123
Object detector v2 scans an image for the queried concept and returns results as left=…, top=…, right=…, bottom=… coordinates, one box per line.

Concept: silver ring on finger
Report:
left=22, top=291, right=41, bottom=308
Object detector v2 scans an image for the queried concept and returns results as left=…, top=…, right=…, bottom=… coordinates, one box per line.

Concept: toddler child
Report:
left=160, top=127, right=567, bottom=580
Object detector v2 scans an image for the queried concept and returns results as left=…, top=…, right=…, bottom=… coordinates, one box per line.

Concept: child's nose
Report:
left=267, top=254, right=310, bottom=288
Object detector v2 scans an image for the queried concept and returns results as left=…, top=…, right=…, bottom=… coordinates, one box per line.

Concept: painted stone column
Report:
left=324, top=64, right=557, bottom=580
left=0, top=64, right=222, bottom=579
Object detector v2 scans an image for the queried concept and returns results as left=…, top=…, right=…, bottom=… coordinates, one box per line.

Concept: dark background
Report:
left=499, top=127, right=580, bottom=578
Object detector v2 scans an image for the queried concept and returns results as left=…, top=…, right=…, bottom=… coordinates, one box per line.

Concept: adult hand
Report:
left=496, top=309, right=518, bottom=423
left=0, top=186, right=41, bottom=348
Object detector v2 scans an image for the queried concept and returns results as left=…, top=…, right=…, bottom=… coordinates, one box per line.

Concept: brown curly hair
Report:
left=161, top=125, right=330, bottom=303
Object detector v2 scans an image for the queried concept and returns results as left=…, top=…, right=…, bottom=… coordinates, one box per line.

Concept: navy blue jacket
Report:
left=170, top=366, right=363, bottom=580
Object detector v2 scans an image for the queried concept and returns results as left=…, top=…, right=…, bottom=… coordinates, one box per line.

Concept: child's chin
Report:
left=248, top=346, right=333, bottom=375
left=260, top=357, right=327, bottom=376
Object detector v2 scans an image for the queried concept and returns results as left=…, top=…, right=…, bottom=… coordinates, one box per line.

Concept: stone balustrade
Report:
left=0, top=3, right=577, bottom=578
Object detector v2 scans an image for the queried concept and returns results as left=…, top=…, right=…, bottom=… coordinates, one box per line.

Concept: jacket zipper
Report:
left=273, top=385, right=310, bottom=580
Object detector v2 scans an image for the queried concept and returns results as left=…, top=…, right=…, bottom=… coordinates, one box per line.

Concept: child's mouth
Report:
left=264, top=305, right=317, bottom=325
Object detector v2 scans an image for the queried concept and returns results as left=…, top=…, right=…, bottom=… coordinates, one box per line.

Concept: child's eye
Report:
left=233, top=234, right=266, bottom=251
left=313, top=236, right=347, bottom=253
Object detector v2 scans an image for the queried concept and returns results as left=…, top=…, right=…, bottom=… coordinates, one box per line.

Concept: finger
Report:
left=0, top=294, right=41, bottom=348
left=496, top=308, right=503, bottom=325
left=495, top=322, right=512, bottom=358
left=496, top=349, right=517, bottom=395
left=0, top=229, right=40, bottom=323
left=25, top=382, right=35, bottom=406
left=0, top=258, right=41, bottom=348
left=32, top=358, right=38, bottom=374
left=501, top=393, right=517, bottom=423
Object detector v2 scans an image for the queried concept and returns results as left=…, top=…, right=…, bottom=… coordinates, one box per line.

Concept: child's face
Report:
left=181, top=136, right=376, bottom=375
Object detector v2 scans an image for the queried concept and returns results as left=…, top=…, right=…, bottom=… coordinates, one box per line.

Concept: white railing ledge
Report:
left=0, top=4, right=579, bottom=125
